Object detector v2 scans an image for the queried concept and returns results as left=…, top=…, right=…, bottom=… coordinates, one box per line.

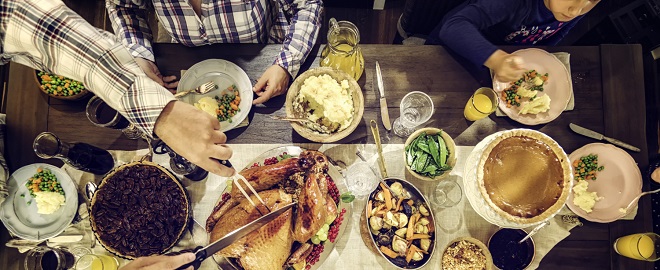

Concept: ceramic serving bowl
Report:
left=403, top=127, right=457, bottom=181
left=34, top=70, right=91, bottom=101
left=285, top=67, right=364, bottom=143
left=442, top=237, right=493, bottom=270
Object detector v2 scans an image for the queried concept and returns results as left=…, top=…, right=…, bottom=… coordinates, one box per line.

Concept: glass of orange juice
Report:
left=464, top=87, right=498, bottom=121
left=614, top=233, right=660, bottom=261
left=75, top=254, right=119, bottom=270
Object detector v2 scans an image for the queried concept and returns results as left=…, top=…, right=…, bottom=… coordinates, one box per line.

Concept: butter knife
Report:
left=375, top=61, right=392, bottom=131
left=569, top=123, right=640, bottom=152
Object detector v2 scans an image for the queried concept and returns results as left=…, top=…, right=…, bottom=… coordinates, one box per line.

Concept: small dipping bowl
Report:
left=488, top=228, right=535, bottom=270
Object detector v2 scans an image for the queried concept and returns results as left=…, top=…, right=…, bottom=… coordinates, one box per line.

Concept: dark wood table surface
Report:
left=3, top=43, right=652, bottom=269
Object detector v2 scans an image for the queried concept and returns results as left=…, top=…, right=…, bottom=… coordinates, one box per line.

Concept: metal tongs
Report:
left=232, top=173, right=271, bottom=215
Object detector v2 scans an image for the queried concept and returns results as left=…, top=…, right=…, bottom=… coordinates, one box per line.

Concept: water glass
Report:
left=614, top=232, right=660, bottom=261
left=74, top=254, right=119, bottom=270
left=345, top=159, right=380, bottom=196
left=392, top=91, right=434, bottom=137
left=86, top=96, right=142, bottom=139
left=25, top=246, right=75, bottom=270
left=432, top=180, right=462, bottom=208
left=464, top=87, right=498, bottom=121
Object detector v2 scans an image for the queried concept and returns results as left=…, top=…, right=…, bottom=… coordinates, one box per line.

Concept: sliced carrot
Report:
left=381, top=246, right=398, bottom=259
left=395, top=198, right=404, bottom=212
left=408, top=234, right=431, bottom=240
left=367, top=200, right=373, bottom=218
left=407, top=213, right=420, bottom=239
left=230, top=104, right=238, bottom=110
left=37, top=168, right=43, bottom=173
left=381, top=184, right=392, bottom=210
left=405, top=245, right=416, bottom=263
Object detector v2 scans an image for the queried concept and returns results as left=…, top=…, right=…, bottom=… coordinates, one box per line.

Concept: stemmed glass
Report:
left=392, top=91, right=434, bottom=137
left=86, top=96, right=142, bottom=139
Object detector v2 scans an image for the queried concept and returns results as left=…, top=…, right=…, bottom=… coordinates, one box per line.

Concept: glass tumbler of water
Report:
left=86, top=96, right=142, bottom=139
left=392, top=91, right=434, bottom=137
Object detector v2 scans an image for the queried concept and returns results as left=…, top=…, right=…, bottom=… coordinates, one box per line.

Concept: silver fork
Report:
left=174, top=81, right=216, bottom=98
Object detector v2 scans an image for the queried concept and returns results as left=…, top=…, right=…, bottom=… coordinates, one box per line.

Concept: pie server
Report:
left=168, top=202, right=295, bottom=269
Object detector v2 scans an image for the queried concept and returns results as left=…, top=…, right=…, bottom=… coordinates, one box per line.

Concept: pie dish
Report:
left=477, top=129, right=572, bottom=225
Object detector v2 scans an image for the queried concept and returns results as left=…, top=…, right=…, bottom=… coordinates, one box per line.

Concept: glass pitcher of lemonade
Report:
left=320, top=18, right=365, bottom=80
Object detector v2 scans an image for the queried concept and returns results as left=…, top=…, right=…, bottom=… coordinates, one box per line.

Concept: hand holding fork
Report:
left=174, top=81, right=216, bottom=98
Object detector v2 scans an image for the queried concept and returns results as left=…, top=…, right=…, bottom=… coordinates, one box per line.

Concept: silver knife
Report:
left=569, top=123, right=641, bottom=152
left=172, top=202, right=295, bottom=269
left=375, top=61, right=392, bottom=131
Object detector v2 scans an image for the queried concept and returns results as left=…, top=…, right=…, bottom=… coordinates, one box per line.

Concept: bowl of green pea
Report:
left=34, top=70, right=91, bottom=100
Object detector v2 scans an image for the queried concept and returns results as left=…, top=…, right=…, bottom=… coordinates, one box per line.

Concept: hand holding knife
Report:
left=569, top=123, right=640, bottom=152
left=376, top=61, right=392, bottom=131
left=165, top=203, right=295, bottom=270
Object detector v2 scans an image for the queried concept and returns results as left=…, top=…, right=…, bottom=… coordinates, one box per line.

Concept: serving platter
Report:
left=0, top=163, right=78, bottom=240
left=463, top=130, right=572, bottom=229
left=492, top=48, right=572, bottom=125
left=211, top=146, right=353, bottom=270
left=177, top=59, right=253, bottom=132
left=566, top=143, right=642, bottom=222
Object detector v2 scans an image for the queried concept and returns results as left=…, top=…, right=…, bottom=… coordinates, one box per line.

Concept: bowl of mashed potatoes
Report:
left=286, top=67, right=364, bottom=143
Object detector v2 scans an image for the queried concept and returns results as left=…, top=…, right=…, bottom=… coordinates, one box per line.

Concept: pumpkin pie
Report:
left=477, top=129, right=572, bottom=224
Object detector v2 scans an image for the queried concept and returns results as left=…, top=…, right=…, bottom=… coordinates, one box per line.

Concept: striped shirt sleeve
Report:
left=105, top=0, right=156, bottom=62
left=1, top=0, right=174, bottom=136
left=274, top=0, right=322, bottom=78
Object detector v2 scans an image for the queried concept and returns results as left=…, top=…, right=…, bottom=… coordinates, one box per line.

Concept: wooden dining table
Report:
left=3, top=43, right=652, bottom=269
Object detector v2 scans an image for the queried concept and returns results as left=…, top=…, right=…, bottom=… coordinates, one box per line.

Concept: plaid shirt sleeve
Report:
left=105, top=0, right=155, bottom=62
left=274, top=0, right=323, bottom=78
left=0, top=0, right=174, bottom=136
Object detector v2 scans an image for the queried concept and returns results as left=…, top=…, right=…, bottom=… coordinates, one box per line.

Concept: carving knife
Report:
left=375, top=61, right=392, bottom=131
left=569, top=123, right=640, bottom=152
left=170, top=202, right=295, bottom=269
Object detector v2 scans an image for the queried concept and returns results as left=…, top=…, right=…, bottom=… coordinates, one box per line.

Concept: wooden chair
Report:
left=395, top=0, right=466, bottom=44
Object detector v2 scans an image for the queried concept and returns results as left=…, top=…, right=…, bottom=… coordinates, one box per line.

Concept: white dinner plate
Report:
left=566, top=143, right=642, bottom=223
left=177, top=59, right=253, bottom=132
left=0, top=163, right=78, bottom=240
left=493, top=48, right=572, bottom=125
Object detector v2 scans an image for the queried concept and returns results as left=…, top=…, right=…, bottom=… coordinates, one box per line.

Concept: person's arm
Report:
left=105, top=0, right=155, bottom=62
left=274, top=0, right=322, bottom=78
left=437, top=0, right=522, bottom=67
left=1, top=0, right=234, bottom=176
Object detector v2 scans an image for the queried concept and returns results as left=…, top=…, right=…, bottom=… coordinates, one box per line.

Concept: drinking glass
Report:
left=25, top=246, right=75, bottom=270
left=464, top=87, right=498, bottom=121
left=431, top=180, right=462, bottom=208
left=345, top=157, right=380, bottom=196
left=392, top=91, right=434, bottom=137
left=33, top=132, right=115, bottom=175
left=86, top=96, right=142, bottom=139
left=614, top=233, right=660, bottom=261
left=74, top=254, right=119, bottom=270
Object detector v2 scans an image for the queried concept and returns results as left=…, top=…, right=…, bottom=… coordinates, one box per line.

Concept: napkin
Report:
left=180, top=70, right=249, bottom=130
left=494, top=52, right=575, bottom=116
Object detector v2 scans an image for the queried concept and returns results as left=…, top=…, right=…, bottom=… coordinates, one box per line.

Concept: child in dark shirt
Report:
left=427, top=0, right=601, bottom=81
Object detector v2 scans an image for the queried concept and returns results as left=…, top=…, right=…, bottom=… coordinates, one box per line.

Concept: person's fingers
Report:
left=200, top=158, right=236, bottom=177
left=511, top=56, right=525, bottom=70
left=162, top=75, right=178, bottom=83
left=164, top=81, right=179, bottom=91
left=144, top=253, right=195, bottom=270
left=253, top=85, right=274, bottom=104
left=211, top=130, right=228, bottom=144
left=208, top=144, right=233, bottom=160
left=252, top=76, right=268, bottom=93
left=127, top=256, right=160, bottom=268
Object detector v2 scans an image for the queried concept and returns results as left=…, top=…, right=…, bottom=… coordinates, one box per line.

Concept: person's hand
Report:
left=135, top=58, right=179, bottom=93
left=252, top=65, right=291, bottom=104
left=485, top=50, right=525, bottom=82
left=154, top=101, right=235, bottom=176
left=119, top=253, right=195, bottom=270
